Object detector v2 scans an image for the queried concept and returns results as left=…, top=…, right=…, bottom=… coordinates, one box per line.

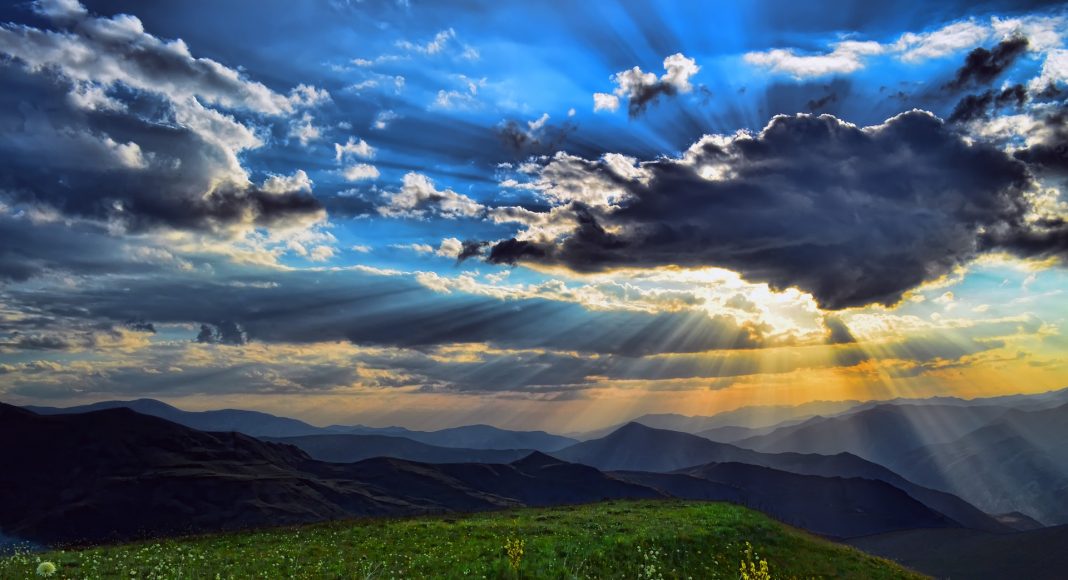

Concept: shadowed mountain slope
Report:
left=267, top=434, right=532, bottom=464
left=554, top=422, right=1007, bottom=532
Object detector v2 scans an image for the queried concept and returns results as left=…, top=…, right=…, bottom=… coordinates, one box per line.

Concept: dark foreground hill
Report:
left=0, top=404, right=653, bottom=545
left=0, top=501, right=924, bottom=579
left=848, top=525, right=1068, bottom=580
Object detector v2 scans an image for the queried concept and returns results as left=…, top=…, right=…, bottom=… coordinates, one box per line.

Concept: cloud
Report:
left=196, top=321, right=248, bottom=345
left=944, top=37, right=1029, bottom=91
left=32, top=0, right=87, bottom=21
left=595, top=53, right=700, bottom=117
left=334, top=136, right=376, bottom=161
left=824, top=315, right=857, bottom=344
left=1030, top=48, right=1068, bottom=92
left=1010, top=102, right=1068, bottom=178
left=377, top=173, right=485, bottom=219
left=288, top=113, right=322, bottom=146
left=0, top=3, right=325, bottom=236
left=0, top=3, right=319, bottom=116
left=1, top=268, right=769, bottom=357
left=744, top=40, right=885, bottom=78
left=261, top=170, right=314, bottom=194
left=341, top=164, right=380, bottom=181
left=948, top=84, right=1027, bottom=123
left=372, top=110, right=399, bottom=130
left=593, top=92, right=620, bottom=112
left=745, top=15, right=1064, bottom=78
left=895, top=20, right=993, bottom=62
left=484, top=110, right=1064, bottom=310
left=496, top=113, right=577, bottom=158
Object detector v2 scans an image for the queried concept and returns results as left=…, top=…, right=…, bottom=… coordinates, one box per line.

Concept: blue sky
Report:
left=0, top=0, right=1065, bottom=430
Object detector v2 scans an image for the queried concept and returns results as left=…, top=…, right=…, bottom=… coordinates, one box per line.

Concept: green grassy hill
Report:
left=2, top=500, right=925, bottom=579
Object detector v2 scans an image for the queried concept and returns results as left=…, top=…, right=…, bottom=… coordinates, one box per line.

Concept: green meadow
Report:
left=2, top=500, right=923, bottom=579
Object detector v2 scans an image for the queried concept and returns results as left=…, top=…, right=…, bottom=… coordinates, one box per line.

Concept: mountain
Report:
left=695, top=424, right=782, bottom=443
left=677, top=463, right=957, bottom=538
left=310, top=452, right=661, bottom=510
left=0, top=403, right=657, bottom=545
left=553, top=422, right=769, bottom=471
left=888, top=402, right=1068, bottom=524
left=267, top=434, right=532, bottom=464
left=0, top=402, right=376, bottom=544
left=25, top=398, right=324, bottom=438
left=575, top=400, right=862, bottom=439
left=734, top=400, right=1068, bottom=525
left=348, top=424, right=578, bottom=452
left=849, top=525, right=1068, bottom=580
left=734, top=403, right=1011, bottom=466
left=553, top=422, right=1007, bottom=532
left=26, top=399, right=578, bottom=451
left=850, top=386, right=1068, bottom=413
left=612, top=465, right=957, bottom=539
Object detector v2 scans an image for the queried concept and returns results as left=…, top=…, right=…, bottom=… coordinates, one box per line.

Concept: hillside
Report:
left=0, top=404, right=654, bottom=545
left=0, top=501, right=923, bottom=579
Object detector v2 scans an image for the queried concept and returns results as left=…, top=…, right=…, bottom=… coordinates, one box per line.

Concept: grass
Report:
left=1, top=500, right=926, bottom=579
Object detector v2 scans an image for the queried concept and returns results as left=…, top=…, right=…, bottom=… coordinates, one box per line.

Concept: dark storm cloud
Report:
left=806, top=92, right=838, bottom=112
left=1012, top=104, right=1068, bottom=178
left=496, top=117, right=577, bottom=158
left=0, top=7, right=326, bottom=235
left=625, top=80, right=681, bottom=118
left=823, top=316, right=856, bottom=345
left=944, top=37, right=1029, bottom=91
left=948, top=84, right=1028, bottom=123
left=0, top=214, right=185, bottom=282
left=0, top=68, right=322, bottom=233
left=0, top=268, right=766, bottom=357
left=195, top=322, right=249, bottom=345
left=486, top=111, right=1057, bottom=309
left=456, top=240, right=488, bottom=261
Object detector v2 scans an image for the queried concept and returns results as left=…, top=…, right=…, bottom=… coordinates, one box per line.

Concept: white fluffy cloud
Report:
left=593, top=92, right=620, bottom=112
left=1030, top=48, right=1068, bottom=91
left=594, top=53, right=700, bottom=115
left=745, top=15, right=1067, bottom=78
left=335, top=137, right=376, bottom=161
left=342, top=164, right=380, bottom=182
left=261, top=170, right=313, bottom=194
left=1, top=3, right=325, bottom=116
left=744, top=40, right=885, bottom=77
left=378, top=173, right=484, bottom=219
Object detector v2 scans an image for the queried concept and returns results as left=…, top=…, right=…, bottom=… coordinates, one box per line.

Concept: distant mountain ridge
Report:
left=26, top=399, right=578, bottom=451
left=553, top=422, right=1007, bottom=532
left=731, top=400, right=1068, bottom=524
left=266, top=434, right=533, bottom=464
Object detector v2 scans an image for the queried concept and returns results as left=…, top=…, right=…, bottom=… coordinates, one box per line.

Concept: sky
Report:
left=0, top=0, right=1066, bottom=432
